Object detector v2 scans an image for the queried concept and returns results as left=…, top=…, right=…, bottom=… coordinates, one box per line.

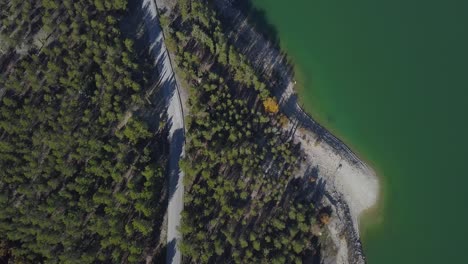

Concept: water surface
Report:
left=253, top=0, right=468, bottom=263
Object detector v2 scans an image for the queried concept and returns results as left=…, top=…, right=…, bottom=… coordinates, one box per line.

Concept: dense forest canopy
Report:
left=0, top=0, right=328, bottom=263
left=0, top=0, right=167, bottom=263
left=161, top=0, right=324, bottom=263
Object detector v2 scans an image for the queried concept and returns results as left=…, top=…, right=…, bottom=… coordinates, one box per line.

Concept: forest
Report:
left=160, top=0, right=326, bottom=263
left=0, top=0, right=168, bottom=263
left=0, top=0, right=329, bottom=263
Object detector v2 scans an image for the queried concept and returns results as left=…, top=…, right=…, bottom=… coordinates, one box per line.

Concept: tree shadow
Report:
left=124, top=1, right=186, bottom=263
left=165, top=238, right=177, bottom=264
left=167, top=127, right=184, bottom=201
left=222, top=0, right=280, bottom=45
left=282, top=94, right=364, bottom=166
left=211, top=0, right=367, bottom=169
left=213, top=0, right=294, bottom=81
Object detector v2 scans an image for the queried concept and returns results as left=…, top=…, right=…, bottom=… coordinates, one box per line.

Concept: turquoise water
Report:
left=253, top=0, right=468, bottom=263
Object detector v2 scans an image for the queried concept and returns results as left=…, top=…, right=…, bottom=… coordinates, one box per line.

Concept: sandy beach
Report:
left=284, top=84, right=379, bottom=264
left=283, top=81, right=379, bottom=233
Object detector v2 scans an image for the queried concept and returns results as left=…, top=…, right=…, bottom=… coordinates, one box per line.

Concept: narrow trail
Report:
left=142, top=0, right=185, bottom=263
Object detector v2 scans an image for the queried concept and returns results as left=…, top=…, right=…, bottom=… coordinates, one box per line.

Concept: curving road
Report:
left=141, top=0, right=185, bottom=263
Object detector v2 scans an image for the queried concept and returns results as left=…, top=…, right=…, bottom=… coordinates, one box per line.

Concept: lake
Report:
left=252, top=0, right=468, bottom=263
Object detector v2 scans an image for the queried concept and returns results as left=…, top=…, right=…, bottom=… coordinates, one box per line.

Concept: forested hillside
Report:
left=160, top=0, right=325, bottom=263
left=0, top=1, right=167, bottom=263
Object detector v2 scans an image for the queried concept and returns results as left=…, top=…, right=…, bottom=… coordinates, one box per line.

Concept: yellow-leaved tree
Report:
left=263, top=97, right=279, bottom=114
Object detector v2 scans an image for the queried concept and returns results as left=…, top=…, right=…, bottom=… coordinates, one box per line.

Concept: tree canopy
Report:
left=162, top=1, right=323, bottom=263
left=0, top=0, right=167, bottom=263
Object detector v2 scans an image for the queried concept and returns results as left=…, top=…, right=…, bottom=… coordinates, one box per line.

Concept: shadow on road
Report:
left=167, top=127, right=184, bottom=201
left=165, top=238, right=177, bottom=264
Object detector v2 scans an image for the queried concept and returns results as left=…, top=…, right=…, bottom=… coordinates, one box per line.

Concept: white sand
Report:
left=283, top=83, right=379, bottom=264
left=295, top=124, right=379, bottom=233
left=281, top=80, right=379, bottom=230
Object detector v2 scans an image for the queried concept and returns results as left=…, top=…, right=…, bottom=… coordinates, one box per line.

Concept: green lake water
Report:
left=253, top=0, right=468, bottom=263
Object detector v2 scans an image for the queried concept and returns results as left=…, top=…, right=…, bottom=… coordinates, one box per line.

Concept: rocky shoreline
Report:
left=212, top=0, right=379, bottom=263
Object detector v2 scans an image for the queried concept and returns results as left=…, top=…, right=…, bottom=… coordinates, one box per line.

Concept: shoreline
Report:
left=282, top=80, right=380, bottom=239
left=213, top=0, right=380, bottom=263
left=279, top=60, right=379, bottom=264
left=292, top=77, right=386, bottom=242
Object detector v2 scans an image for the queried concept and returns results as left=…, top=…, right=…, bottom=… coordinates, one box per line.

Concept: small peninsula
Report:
left=211, top=0, right=379, bottom=262
left=157, top=0, right=379, bottom=262
left=0, top=0, right=378, bottom=263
